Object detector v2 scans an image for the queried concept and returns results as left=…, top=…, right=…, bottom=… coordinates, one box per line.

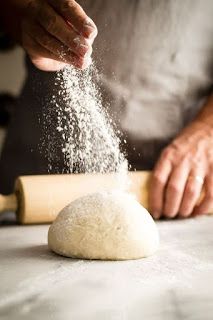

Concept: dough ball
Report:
left=48, top=191, right=159, bottom=260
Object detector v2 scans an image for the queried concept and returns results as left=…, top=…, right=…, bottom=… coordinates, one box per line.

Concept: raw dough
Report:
left=48, top=191, right=159, bottom=260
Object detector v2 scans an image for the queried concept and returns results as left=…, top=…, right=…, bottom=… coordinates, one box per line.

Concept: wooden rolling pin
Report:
left=0, top=171, right=211, bottom=224
left=0, top=171, right=151, bottom=224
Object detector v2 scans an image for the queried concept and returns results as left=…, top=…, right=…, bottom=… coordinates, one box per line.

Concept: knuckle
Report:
left=168, top=183, right=180, bottom=194
left=161, top=148, right=172, bottom=160
left=60, top=0, right=77, bottom=13
left=152, top=173, right=164, bottom=186
left=185, top=184, right=197, bottom=198
left=44, top=14, right=57, bottom=32
left=65, top=0, right=76, bottom=9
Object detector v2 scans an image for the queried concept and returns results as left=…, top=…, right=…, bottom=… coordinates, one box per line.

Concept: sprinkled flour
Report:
left=45, top=63, right=128, bottom=184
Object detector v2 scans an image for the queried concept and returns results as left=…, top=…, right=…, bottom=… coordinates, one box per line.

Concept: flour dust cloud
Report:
left=45, top=63, right=128, bottom=182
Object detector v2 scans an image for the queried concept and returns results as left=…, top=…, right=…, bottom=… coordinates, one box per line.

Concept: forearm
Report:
left=0, top=0, right=32, bottom=43
left=195, top=94, right=213, bottom=128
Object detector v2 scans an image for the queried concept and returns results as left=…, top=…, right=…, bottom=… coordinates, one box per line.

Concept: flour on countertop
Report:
left=1, top=218, right=213, bottom=314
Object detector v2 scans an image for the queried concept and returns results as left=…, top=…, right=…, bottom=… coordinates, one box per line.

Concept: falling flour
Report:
left=46, top=63, right=128, bottom=185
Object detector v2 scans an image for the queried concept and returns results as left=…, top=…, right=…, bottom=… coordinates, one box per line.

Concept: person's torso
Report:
left=79, top=0, right=213, bottom=167
left=0, top=0, right=213, bottom=193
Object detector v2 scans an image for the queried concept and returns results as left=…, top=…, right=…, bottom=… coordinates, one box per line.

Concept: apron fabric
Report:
left=0, top=0, right=212, bottom=194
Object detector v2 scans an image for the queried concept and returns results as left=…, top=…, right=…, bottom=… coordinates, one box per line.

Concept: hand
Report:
left=21, top=0, right=97, bottom=71
left=149, top=119, right=213, bottom=219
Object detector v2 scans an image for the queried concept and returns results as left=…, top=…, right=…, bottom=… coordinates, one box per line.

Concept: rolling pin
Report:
left=0, top=171, right=211, bottom=224
left=0, top=171, right=151, bottom=224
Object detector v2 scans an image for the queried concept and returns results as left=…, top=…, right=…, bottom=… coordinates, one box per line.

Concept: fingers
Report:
left=149, top=145, right=207, bottom=220
left=23, top=0, right=95, bottom=70
left=193, top=174, right=213, bottom=216
left=48, top=0, right=97, bottom=38
left=23, top=21, right=84, bottom=66
left=149, top=152, right=172, bottom=219
left=23, top=19, right=91, bottom=70
left=31, top=56, right=66, bottom=72
left=179, top=170, right=205, bottom=218
left=22, top=31, right=84, bottom=71
left=36, top=2, right=92, bottom=59
left=23, top=33, right=66, bottom=71
left=163, top=161, right=190, bottom=218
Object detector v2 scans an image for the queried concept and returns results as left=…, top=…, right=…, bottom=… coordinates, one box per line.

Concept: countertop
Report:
left=0, top=214, right=213, bottom=320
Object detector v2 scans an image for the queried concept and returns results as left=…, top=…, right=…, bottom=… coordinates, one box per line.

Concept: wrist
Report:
left=193, top=94, right=213, bottom=129
left=174, top=112, right=213, bottom=147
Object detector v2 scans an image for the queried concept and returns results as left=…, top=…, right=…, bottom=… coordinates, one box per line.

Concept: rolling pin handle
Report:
left=0, top=194, right=18, bottom=213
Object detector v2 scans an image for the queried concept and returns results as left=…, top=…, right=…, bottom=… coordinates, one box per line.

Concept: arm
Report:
left=195, top=94, right=213, bottom=126
left=0, top=0, right=98, bottom=71
left=149, top=93, right=213, bottom=219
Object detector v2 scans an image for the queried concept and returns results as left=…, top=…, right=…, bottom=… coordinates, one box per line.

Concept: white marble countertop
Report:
left=0, top=215, right=213, bottom=320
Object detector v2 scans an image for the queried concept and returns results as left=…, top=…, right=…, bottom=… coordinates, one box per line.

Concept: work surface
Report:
left=0, top=215, right=213, bottom=320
